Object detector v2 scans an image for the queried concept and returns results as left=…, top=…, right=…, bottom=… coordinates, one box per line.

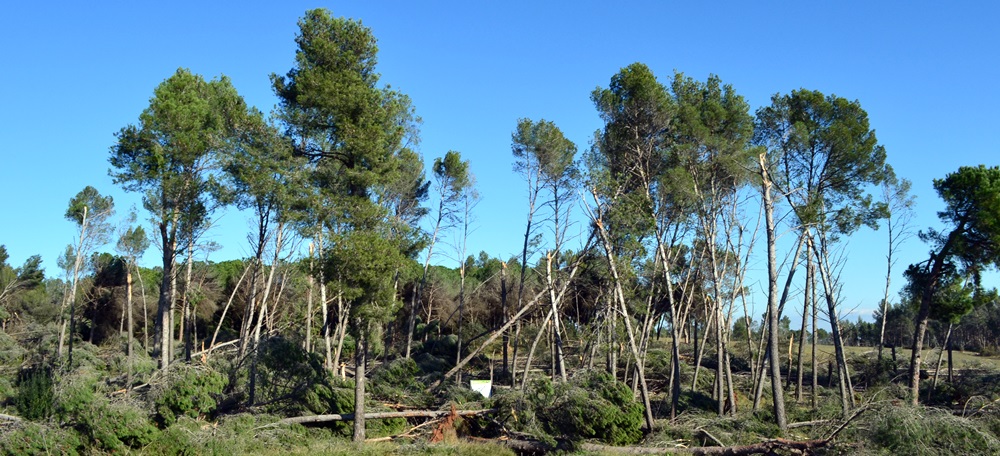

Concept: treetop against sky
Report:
left=1, top=1, right=997, bottom=320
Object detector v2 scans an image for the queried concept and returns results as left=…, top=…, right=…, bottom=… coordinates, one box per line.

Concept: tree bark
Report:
left=126, top=263, right=134, bottom=391
left=353, top=318, right=368, bottom=442
left=758, top=154, right=787, bottom=430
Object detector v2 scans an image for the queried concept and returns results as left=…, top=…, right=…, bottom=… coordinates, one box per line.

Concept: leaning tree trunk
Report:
left=520, top=309, right=553, bottom=391
left=545, top=252, right=567, bottom=382
left=591, top=211, right=654, bottom=432
left=249, top=222, right=284, bottom=405
left=909, top=231, right=957, bottom=405
left=812, top=236, right=856, bottom=416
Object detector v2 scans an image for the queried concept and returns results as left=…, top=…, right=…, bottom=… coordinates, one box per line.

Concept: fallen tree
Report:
left=276, top=408, right=494, bottom=426
left=473, top=436, right=832, bottom=455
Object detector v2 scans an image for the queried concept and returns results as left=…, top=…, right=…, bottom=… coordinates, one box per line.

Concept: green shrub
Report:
left=153, top=364, right=227, bottom=426
left=53, top=368, right=157, bottom=451
left=15, top=366, right=54, bottom=421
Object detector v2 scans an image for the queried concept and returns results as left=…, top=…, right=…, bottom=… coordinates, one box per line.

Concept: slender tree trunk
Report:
left=591, top=210, right=654, bottom=432
left=810, top=256, right=819, bottom=409
left=759, top=154, right=787, bottom=430
left=315, top=229, right=332, bottom=373
left=456, top=263, right=466, bottom=384
left=169, top=244, right=178, bottom=361
left=209, top=262, right=250, bottom=351
left=406, top=213, right=442, bottom=359
left=138, top=268, right=148, bottom=352
left=64, top=206, right=90, bottom=366
left=545, top=252, right=567, bottom=382
left=183, top=236, right=195, bottom=362
left=910, top=231, right=958, bottom=405
left=501, top=262, right=509, bottom=381
left=427, top=250, right=587, bottom=392
left=249, top=222, right=284, bottom=405
left=520, top=309, right=553, bottom=390
left=929, top=323, right=953, bottom=399
left=305, top=243, right=314, bottom=353
left=155, top=213, right=177, bottom=370
left=353, top=318, right=367, bottom=442
left=812, top=238, right=853, bottom=417
left=126, top=264, right=134, bottom=391
left=796, top=242, right=812, bottom=403
left=333, top=288, right=348, bottom=372
left=948, top=337, right=955, bottom=383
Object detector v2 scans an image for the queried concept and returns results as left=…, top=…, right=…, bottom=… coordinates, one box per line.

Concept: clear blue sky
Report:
left=1, top=2, right=998, bottom=322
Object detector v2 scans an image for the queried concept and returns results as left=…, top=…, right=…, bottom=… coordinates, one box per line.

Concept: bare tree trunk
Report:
left=910, top=232, right=957, bottom=405
left=333, top=288, right=348, bottom=373
left=406, top=216, right=442, bottom=359
left=811, top=257, right=818, bottom=410
left=427, top=248, right=590, bottom=392
left=588, top=201, right=654, bottom=431
left=182, top=236, right=195, bottom=362
left=249, top=222, right=284, bottom=405
left=169, top=248, right=178, bottom=361
left=500, top=261, right=509, bottom=381
left=520, top=309, right=553, bottom=390
left=209, top=262, right=250, bottom=352
left=759, top=154, right=787, bottom=430
left=126, top=264, right=134, bottom=391
left=456, top=261, right=467, bottom=385
left=315, top=229, right=332, bottom=373
left=138, top=268, right=148, bottom=352
left=796, top=241, right=812, bottom=403
left=65, top=206, right=89, bottom=366
left=812, top=236, right=854, bottom=417
left=545, top=252, right=567, bottom=382
left=353, top=318, right=367, bottom=442
left=929, top=323, right=953, bottom=399
left=305, top=243, right=314, bottom=352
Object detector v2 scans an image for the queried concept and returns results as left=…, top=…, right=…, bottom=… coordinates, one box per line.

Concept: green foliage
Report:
left=755, top=89, right=888, bottom=234
left=53, top=367, right=157, bottom=451
left=493, top=371, right=644, bottom=445
left=370, top=357, right=429, bottom=405
left=65, top=185, right=115, bottom=228
left=14, top=366, right=54, bottom=421
left=543, top=370, right=644, bottom=445
left=152, top=364, right=227, bottom=426
left=254, top=336, right=352, bottom=417
left=851, top=404, right=1000, bottom=455
left=0, top=422, right=82, bottom=455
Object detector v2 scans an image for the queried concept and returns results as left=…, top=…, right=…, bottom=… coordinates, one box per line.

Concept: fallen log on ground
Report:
left=277, top=409, right=494, bottom=426
left=0, top=413, right=22, bottom=422
left=472, top=436, right=832, bottom=455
